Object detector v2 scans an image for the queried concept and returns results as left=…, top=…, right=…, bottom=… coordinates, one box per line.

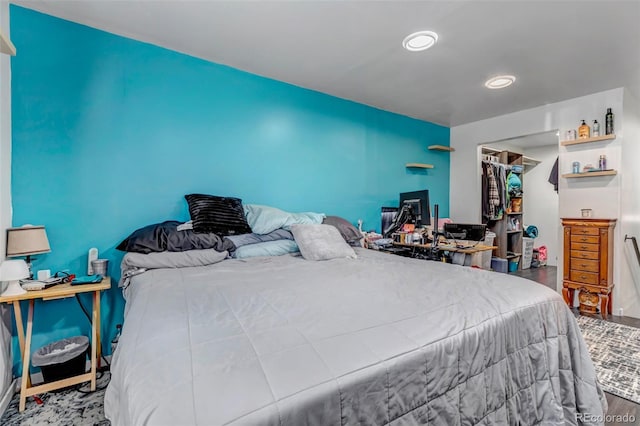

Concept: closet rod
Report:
left=481, top=160, right=515, bottom=170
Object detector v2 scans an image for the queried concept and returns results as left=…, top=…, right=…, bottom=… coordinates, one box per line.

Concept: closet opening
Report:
left=479, top=130, right=560, bottom=274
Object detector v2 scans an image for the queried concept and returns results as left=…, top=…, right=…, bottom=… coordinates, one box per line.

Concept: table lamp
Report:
left=6, top=226, right=51, bottom=278
left=0, top=259, right=30, bottom=296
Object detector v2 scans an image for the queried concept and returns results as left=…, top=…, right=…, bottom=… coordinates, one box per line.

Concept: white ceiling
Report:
left=13, top=0, right=640, bottom=126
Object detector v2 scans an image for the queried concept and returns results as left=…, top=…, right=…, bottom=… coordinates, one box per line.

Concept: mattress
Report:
left=104, top=248, right=606, bottom=425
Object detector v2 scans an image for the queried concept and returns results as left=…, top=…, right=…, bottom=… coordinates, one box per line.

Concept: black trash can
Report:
left=32, top=336, right=90, bottom=384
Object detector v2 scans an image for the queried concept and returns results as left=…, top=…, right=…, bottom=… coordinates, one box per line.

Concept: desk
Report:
left=0, top=277, right=111, bottom=412
left=389, top=242, right=497, bottom=268
left=392, top=242, right=497, bottom=254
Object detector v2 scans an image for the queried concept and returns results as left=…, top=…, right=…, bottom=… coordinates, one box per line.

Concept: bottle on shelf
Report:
left=592, top=120, right=600, bottom=137
left=605, top=108, right=614, bottom=135
left=599, top=154, right=607, bottom=170
left=578, top=120, right=590, bottom=139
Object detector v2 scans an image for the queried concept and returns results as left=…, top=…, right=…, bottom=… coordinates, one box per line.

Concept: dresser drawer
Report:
left=571, top=242, right=599, bottom=252
left=571, top=250, right=600, bottom=260
left=570, top=235, right=599, bottom=244
left=570, top=258, right=599, bottom=273
left=570, top=270, right=599, bottom=285
left=571, top=227, right=600, bottom=236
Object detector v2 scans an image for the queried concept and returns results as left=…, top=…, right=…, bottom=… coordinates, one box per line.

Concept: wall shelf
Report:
left=562, top=170, right=617, bottom=178
left=428, top=145, right=455, bottom=152
left=481, top=146, right=501, bottom=154
left=560, top=134, right=616, bottom=146
left=406, top=163, right=434, bottom=169
left=522, top=156, right=541, bottom=166
left=0, top=28, right=16, bottom=56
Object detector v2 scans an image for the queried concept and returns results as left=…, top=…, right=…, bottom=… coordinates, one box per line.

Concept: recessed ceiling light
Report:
left=402, top=31, right=438, bottom=52
left=484, top=75, right=516, bottom=89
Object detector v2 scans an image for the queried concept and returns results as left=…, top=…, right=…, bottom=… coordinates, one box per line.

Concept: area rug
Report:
left=577, top=315, right=640, bottom=404
left=0, top=371, right=110, bottom=426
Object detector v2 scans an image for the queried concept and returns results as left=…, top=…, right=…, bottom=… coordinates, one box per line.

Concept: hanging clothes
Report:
left=548, top=156, right=559, bottom=192
left=482, top=161, right=507, bottom=221
left=486, top=163, right=499, bottom=218
left=496, top=164, right=507, bottom=215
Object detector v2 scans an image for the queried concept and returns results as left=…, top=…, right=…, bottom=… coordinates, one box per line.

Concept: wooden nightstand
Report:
left=0, top=277, right=111, bottom=412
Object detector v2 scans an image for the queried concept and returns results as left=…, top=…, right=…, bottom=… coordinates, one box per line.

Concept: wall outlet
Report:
left=618, top=308, right=624, bottom=316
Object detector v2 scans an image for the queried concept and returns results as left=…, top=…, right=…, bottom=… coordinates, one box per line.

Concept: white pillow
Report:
left=244, top=204, right=325, bottom=235
left=290, top=224, right=357, bottom=261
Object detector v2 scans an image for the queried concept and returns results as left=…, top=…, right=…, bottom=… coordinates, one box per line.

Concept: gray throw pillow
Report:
left=322, top=216, right=363, bottom=245
left=290, top=224, right=357, bottom=261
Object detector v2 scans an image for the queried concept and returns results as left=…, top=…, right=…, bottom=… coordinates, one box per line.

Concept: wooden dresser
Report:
left=561, top=218, right=616, bottom=317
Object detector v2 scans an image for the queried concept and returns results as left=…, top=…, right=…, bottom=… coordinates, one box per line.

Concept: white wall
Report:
left=450, top=88, right=623, bottom=223
left=450, top=88, right=637, bottom=315
left=522, top=145, right=559, bottom=266
left=620, top=90, right=640, bottom=317
left=0, top=0, right=13, bottom=414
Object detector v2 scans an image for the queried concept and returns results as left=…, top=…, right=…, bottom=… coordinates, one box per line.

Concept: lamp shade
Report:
left=6, top=226, right=51, bottom=257
left=0, top=259, right=30, bottom=281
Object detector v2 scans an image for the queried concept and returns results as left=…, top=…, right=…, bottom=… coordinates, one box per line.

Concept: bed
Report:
left=104, top=248, right=606, bottom=425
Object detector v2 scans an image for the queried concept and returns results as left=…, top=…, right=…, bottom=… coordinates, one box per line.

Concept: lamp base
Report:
left=1, top=280, right=27, bottom=297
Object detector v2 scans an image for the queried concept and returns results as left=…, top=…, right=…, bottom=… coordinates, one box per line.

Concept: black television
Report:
left=399, top=190, right=431, bottom=227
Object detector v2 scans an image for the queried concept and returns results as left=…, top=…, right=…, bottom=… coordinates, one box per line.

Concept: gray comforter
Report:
left=105, top=249, right=606, bottom=425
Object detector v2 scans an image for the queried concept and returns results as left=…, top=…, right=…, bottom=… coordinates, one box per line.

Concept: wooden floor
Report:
left=512, top=266, right=640, bottom=425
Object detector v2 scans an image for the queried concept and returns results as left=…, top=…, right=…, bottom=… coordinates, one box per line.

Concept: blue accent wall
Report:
left=10, top=6, right=449, bottom=373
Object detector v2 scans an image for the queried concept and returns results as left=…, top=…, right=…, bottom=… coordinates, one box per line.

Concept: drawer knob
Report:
left=581, top=264, right=588, bottom=268
left=581, top=275, right=587, bottom=279
left=581, top=246, right=587, bottom=250
left=581, top=230, right=588, bottom=234
left=582, top=254, right=588, bottom=258
left=581, top=238, right=588, bottom=242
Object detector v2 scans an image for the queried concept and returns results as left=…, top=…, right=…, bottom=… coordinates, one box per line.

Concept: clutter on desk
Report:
left=71, top=274, right=104, bottom=285
left=21, top=272, right=75, bottom=291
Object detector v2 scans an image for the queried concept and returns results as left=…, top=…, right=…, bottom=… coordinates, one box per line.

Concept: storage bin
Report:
left=491, top=257, right=508, bottom=273
left=32, top=336, right=89, bottom=386
left=508, top=260, right=519, bottom=272
left=470, top=231, right=496, bottom=270
left=522, top=237, right=535, bottom=269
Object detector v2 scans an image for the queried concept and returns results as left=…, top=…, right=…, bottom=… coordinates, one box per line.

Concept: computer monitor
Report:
left=443, top=223, right=487, bottom=241
left=399, top=190, right=431, bottom=227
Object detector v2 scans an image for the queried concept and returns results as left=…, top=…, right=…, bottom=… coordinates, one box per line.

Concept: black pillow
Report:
left=185, top=194, right=252, bottom=236
left=117, top=221, right=236, bottom=254
left=323, top=216, right=363, bottom=245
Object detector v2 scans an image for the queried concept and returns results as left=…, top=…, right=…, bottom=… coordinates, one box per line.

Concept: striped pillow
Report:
left=185, top=194, right=252, bottom=236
